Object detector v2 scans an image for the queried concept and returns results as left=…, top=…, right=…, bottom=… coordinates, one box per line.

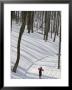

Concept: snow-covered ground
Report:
left=11, top=20, right=61, bottom=79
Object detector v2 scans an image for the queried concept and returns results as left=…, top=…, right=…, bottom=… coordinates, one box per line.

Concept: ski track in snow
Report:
left=11, top=21, right=61, bottom=79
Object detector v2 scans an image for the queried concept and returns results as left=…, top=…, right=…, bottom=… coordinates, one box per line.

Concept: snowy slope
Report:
left=11, top=21, right=61, bottom=79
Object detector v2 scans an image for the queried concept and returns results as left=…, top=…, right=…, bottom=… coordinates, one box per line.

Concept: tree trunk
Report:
left=53, top=12, right=57, bottom=42
left=42, top=11, right=44, bottom=34
left=58, top=12, right=61, bottom=69
left=53, top=29, right=56, bottom=42
left=44, top=11, right=50, bottom=41
left=12, top=23, right=25, bottom=72
left=12, top=11, right=27, bottom=72
left=31, top=11, right=34, bottom=33
left=27, top=11, right=32, bottom=33
left=51, top=11, right=53, bottom=38
left=51, top=20, right=52, bottom=38
left=11, top=11, right=12, bottom=31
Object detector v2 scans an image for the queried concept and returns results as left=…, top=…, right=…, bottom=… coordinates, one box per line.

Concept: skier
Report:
left=38, top=67, right=44, bottom=79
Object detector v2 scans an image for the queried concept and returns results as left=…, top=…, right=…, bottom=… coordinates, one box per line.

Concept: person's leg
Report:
left=39, top=76, right=41, bottom=79
left=39, top=73, right=42, bottom=79
left=39, top=72, right=40, bottom=79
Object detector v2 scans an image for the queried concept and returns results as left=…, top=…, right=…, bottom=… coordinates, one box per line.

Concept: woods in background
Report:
left=11, top=11, right=61, bottom=72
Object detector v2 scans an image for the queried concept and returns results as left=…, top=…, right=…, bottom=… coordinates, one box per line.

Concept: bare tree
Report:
left=16, top=11, right=19, bottom=24
left=11, top=11, right=13, bottom=30
left=58, top=12, right=61, bottom=69
left=27, top=11, right=34, bottom=33
left=53, top=12, right=57, bottom=42
left=44, top=11, right=50, bottom=41
left=31, top=11, right=34, bottom=33
left=50, top=11, right=54, bottom=38
left=41, top=11, right=44, bottom=34
left=11, top=11, right=15, bottom=31
left=12, top=11, right=27, bottom=72
left=27, top=11, right=32, bottom=33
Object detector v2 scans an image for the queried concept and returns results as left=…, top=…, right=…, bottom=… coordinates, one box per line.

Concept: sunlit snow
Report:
left=11, top=20, right=61, bottom=79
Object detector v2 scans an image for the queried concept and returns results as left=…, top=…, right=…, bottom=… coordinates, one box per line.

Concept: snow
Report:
left=11, top=20, right=61, bottom=79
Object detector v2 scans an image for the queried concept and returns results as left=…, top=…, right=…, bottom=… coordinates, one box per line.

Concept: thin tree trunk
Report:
left=11, top=12, right=12, bottom=31
left=51, top=20, right=52, bottom=38
left=27, top=11, right=32, bottom=33
left=16, top=11, right=18, bottom=23
left=42, top=11, right=44, bottom=34
left=58, top=12, right=61, bottom=69
left=44, top=11, right=50, bottom=41
left=44, top=11, right=47, bottom=40
left=57, top=12, right=60, bottom=36
left=31, top=11, right=34, bottom=33
left=58, top=27, right=61, bottom=69
left=53, top=12, right=57, bottom=42
left=53, top=29, right=56, bottom=42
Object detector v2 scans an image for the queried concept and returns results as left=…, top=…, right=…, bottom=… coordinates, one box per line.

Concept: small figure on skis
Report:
left=38, top=67, right=44, bottom=79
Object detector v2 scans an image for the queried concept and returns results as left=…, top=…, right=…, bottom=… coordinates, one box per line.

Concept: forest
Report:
left=11, top=11, right=61, bottom=79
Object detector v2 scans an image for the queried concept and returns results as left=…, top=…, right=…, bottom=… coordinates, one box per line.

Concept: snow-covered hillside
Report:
left=11, top=21, right=61, bottom=79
